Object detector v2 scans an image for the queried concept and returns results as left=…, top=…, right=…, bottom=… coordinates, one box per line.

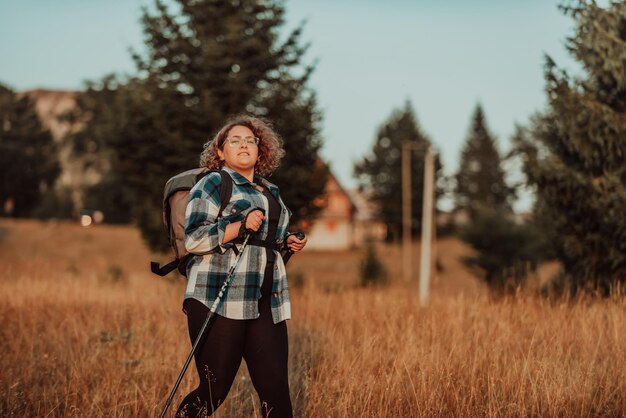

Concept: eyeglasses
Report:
left=224, top=136, right=260, bottom=148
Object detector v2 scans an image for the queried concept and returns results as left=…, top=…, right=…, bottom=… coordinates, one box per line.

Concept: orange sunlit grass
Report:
left=1, top=219, right=624, bottom=417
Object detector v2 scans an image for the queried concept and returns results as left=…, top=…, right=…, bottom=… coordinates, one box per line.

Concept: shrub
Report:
left=360, top=241, right=387, bottom=287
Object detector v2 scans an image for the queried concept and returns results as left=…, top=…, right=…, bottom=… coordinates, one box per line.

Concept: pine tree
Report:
left=68, top=0, right=326, bottom=250
left=514, top=1, right=626, bottom=294
left=0, top=83, right=60, bottom=217
left=455, top=104, right=514, bottom=215
left=454, top=106, right=547, bottom=293
left=354, top=102, right=442, bottom=241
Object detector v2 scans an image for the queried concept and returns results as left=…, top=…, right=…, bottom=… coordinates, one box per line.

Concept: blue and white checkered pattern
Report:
left=184, top=167, right=292, bottom=323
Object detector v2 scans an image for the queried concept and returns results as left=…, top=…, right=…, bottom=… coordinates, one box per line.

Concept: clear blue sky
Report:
left=0, top=0, right=581, bottom=210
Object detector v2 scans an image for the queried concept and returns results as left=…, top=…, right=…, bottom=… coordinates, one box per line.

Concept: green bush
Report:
left=360, top=241, right=388, bottom=287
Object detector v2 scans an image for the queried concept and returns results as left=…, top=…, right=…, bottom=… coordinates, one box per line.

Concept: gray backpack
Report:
left=151, top=168, right=232, bottom=277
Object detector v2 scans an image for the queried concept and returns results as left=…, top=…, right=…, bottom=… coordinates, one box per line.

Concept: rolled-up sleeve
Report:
left=184, top=173, right=235, bottom=255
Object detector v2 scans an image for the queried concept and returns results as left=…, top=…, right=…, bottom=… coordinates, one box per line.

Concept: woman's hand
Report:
left=286, top=233, right=307, bottom=252
left=244, top=210, right=265, bottom=232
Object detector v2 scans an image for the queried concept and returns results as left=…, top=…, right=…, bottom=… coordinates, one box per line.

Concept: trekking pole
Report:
left=158, top=233, right=252, bottom=418
left=282, top=231, right=305, bottom=265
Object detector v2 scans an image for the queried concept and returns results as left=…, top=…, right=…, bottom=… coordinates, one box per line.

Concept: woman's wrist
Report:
left=238, top=220, right=248, bottom=238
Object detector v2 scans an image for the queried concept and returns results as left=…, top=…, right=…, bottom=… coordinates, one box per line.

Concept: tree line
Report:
left=355, top=1, right=625, bottom=295
left=0, top=0, right=624, bottom=295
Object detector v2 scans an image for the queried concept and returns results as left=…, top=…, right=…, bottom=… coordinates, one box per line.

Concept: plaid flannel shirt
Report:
left=184, top=167, right=292, bottom=323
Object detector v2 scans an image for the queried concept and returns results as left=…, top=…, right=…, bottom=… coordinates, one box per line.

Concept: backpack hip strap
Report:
left=232, top=237, right=279, bottom=251
left=151, top=254, right=193, bottom=277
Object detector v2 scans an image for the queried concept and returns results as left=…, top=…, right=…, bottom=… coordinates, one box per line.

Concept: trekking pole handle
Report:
left=283, top=231, right=305, bottom=265
left=288, top=232, right=306, bottom=250
left=240, top=208, right=265, bottom=236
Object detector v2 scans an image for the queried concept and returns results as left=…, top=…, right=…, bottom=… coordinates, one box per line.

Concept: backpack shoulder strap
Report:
left=218, top=169, right=233, bottom=216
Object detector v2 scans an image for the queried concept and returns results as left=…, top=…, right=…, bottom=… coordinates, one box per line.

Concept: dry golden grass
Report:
left=0, top=219, right=624, bottom=417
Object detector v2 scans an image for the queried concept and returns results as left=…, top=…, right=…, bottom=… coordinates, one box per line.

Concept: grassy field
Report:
left=0, top=219, right=624, bottom=417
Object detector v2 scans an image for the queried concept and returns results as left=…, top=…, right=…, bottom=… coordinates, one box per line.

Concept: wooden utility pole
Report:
left=402, top=142, right=436, bottom=304
left=402, top=142, right=412, bottom=282
left=419, top=146, right=435, bottom=306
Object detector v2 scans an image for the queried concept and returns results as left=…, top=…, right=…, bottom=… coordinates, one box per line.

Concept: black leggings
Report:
left=175, top=296, right=292, bottom=417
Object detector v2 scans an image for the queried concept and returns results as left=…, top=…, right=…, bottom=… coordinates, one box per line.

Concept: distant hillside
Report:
left=20, top=89, right=102, bottom=207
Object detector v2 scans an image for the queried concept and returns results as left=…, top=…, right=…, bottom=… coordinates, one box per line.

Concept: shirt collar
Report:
left=222, top=166, right=280, bottom=194
left=222, top=166, right=250, bottom=185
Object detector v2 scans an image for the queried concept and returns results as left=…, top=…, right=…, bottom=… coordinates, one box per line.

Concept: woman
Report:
left=177, top=115, right=306, bottom=418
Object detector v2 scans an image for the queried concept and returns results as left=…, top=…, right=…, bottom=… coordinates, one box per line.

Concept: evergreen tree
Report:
left=460, top=206, right=552, bottom=294
left=68, top=0, right=326, bottom=250
left=454, top=107, right=548, bottom=292
left=0, top=83, right=60, bottom=217
left=514, top=1, right=626, bottom=294
left=455, top=104, right=514, bottom=215
left=354, top=102, right=442, bottom=241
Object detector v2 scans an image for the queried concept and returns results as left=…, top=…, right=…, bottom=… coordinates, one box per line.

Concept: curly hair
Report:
left=199, top=115, right=285, bottom=177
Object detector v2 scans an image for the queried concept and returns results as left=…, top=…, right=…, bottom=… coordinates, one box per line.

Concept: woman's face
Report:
left=217, top=125, right=259, bottom=174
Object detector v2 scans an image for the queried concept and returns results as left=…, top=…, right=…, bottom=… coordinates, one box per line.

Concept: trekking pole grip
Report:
left=240, top=208, right=265, bottom=237
left=283, top=231, right=305, bottom=265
